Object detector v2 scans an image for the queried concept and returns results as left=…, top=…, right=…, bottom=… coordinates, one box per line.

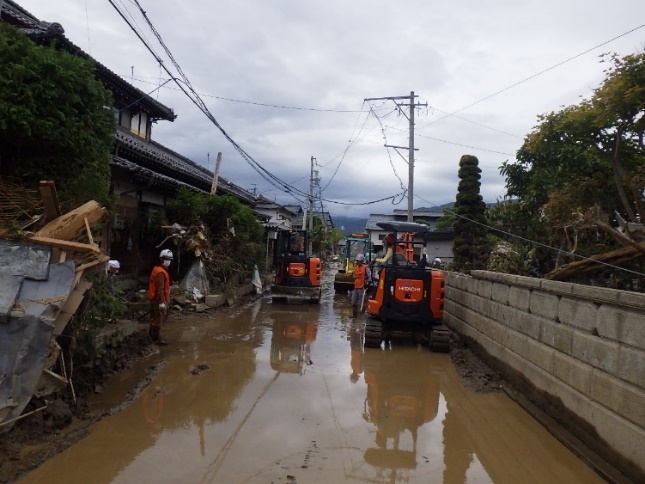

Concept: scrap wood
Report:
left=0, top=405, right=48, bottom=428
left=35, top=200, right=106, bottom=242
left=545, top=241, right=645, bottom=280
left=38, top=180, right=61, bottom=222
left=15, top=235, right=101, bottom=254
left=0, top=178, right=43, bottom=226
left=596, top=220, right=645, bottom=256
left=84, top=217, right=94, bottom=245
left=75, top=254, right=110, bottom=273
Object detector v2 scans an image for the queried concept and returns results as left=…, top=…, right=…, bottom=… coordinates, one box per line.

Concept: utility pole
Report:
left=210, top=152, right=222, bottom=195
left=365, top=91, right=426, bottom=222
left=308, top=156, right=316, bottom=254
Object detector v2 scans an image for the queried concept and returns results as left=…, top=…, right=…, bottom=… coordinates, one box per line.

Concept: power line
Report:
left=413, top=194, right=645, bottom=278
left=321, top=102, right=373, bottom=192
left=366, top=103, right=407, bottom=194
left=424, top=106, right=524, bottom=139
left=421, top=22, right=645, bottom=128
left=117, top=75, right=396, bottom=115
left=109, top=0, right=396, bottom=208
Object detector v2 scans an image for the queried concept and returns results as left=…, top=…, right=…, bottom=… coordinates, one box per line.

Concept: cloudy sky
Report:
left=16, top=0, right=645, bottom=218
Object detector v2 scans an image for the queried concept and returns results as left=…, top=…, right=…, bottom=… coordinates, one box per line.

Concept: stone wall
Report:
left=444, top=270, right=645, bottom=482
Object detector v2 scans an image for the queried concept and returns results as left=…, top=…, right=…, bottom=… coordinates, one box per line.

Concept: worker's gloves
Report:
left=159, top=303, right=167, bottom=311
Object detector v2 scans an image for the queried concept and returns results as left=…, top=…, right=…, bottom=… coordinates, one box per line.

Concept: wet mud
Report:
left=0, top=284, right=609, bottom=483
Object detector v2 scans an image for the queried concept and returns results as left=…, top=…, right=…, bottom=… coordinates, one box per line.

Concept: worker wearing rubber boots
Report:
left=351, top=253, right=371, bottom=318
left=148, top=249, right=173, bottom=345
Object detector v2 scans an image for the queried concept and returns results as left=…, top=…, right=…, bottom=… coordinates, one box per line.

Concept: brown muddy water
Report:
left=19, top=271, right=605, bottom=484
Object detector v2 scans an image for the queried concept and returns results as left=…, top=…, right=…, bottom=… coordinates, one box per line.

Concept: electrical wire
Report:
left=117, top=78, right=172, bottom=112
left=108, top=0, right=396, bottom=208
left=413, top=194, right=645, bottom=278
left=366, top=103, right=407, bottom=194
left=420, top=23, right=645, bottom=129
left=320, top=102, right=372, bottom=192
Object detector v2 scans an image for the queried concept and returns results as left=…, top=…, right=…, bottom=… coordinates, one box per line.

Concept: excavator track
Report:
left=428, top=324, right=451, bottom=353
left=364, top=318, right=383, bottom=348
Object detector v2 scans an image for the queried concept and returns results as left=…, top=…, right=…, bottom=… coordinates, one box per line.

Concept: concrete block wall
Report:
left=444, top=270, right=645, bottom=482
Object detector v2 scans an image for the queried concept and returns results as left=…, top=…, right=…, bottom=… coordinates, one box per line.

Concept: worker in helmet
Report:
left=107, top=260, right=120, bottom=295
left=147, top=249, right=173, bottom=345
left=351, top=253, right=371, bottom=318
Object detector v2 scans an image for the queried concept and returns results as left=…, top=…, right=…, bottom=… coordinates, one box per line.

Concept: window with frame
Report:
left=130, top=111, right=148, bottom=139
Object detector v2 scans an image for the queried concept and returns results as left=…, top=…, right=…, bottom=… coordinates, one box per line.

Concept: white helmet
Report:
left=355, top=253, right=365, bottom=262
left=159, top=249, right=174, bottom=260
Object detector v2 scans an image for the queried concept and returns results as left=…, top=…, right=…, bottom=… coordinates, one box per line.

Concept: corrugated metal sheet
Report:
left=0, top=259, right=75, bottom=431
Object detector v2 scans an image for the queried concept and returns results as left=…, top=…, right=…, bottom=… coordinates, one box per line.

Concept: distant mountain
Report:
left=333, top=215, right=368, bottom=235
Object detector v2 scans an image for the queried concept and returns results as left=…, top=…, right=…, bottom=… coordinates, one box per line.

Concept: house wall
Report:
left=443, top=270, right=645, bottom=482
left=426, top=239, right=453, bottom=263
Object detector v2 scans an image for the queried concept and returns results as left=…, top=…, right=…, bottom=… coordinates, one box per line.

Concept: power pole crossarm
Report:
left=365, top=92, right=427, bottom=222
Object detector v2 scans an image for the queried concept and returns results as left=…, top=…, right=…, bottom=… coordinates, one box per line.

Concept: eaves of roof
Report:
left=111, top=156, right=203, bottom=193
left=115, top=129, right=257, bottom=204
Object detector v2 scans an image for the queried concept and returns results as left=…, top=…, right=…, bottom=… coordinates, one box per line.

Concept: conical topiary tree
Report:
left=452, top=154, right=490, bottom=271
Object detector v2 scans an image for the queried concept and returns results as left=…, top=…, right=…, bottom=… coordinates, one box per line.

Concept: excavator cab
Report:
left=271, top=229, right=322, bottom=303
left=333, top=233, right=372, bottom=294
left=366, top=221, right=449, bottom=351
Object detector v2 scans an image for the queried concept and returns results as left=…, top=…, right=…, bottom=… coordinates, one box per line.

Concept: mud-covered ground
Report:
left=0, top=325, right=502, bottom=483
left=0, top=329, right=158, bottom=483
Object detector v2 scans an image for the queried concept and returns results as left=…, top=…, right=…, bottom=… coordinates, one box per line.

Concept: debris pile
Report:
left=0, top=181, right=108, bottom=432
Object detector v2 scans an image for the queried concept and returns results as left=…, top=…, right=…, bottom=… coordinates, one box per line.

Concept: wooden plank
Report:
left=38, top=180, right=61, bottom=222
left=75, top=255, right=110, bottom=273
left=84, top=217, right=94, bottom=245
left=35, top=200, right=106, bottom=241
left=23, top=235, right=100, bottom=253
left=53, top=279, right=93, bottom=336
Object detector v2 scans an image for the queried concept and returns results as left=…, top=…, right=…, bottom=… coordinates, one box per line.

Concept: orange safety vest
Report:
left=148, top=265, right=170, bottom=302
left=354, top=264, right=367, bottom=289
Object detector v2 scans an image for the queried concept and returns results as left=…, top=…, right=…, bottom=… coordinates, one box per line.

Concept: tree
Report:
left=498, top=50, right=645, bottom=272
left=167, top=188, right=265, bottom=286
left=0, top=24, right=115, bottom=206
left=452, top=155, right=490, bottom=270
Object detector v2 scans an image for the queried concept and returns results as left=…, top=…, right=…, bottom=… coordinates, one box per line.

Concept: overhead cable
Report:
left=422, top=22, right=645, bottom=127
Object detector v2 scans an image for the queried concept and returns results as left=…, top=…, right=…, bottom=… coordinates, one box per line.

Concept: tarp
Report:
left=0, top=260, right=75, bottom=430
left=180, top=259, right=210, bottom=297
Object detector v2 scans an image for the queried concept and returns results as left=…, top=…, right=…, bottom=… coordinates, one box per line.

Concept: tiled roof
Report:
left=115, top=129, right=257, bottom=204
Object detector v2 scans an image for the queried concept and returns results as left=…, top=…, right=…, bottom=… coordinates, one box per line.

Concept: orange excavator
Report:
left=271, top=229, right=322, bottom=303
left=366, top=221, right=449, bottom=352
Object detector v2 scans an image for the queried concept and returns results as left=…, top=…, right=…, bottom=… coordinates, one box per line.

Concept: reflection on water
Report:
left=270, top=320, right=317, bottom=375
left=362, top=346, right=441, bottom=479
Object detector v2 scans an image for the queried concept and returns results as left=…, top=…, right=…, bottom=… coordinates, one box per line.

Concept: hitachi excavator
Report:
left=365, top=221, right=450, bottom=352
left=334, top=232, right=372, bottom=293
left=271, top=229, right=322, bottom=303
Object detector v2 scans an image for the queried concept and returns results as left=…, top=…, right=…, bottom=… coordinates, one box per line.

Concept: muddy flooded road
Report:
left=19, top=270, right=605, bottom=483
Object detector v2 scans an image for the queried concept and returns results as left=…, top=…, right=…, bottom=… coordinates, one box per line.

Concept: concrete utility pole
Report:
left=308, top=156, right=316, bottom=254
left=210, top=152, right=222, bottom=194
left=365, top=91, right=426, bottom=222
